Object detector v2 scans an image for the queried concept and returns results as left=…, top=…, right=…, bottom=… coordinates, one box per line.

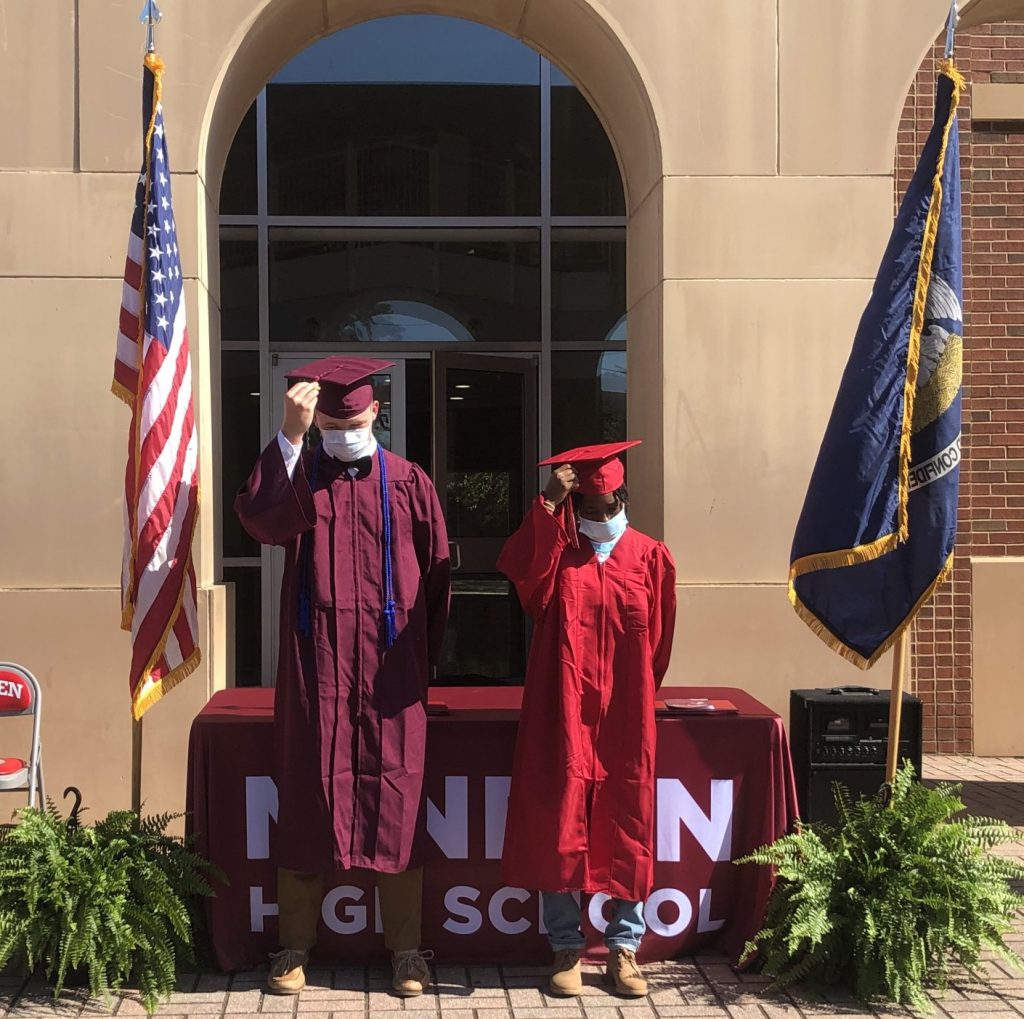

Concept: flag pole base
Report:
left=884, top=630, right=909, bottom=791
left=131, top=718, right=143, bottom=814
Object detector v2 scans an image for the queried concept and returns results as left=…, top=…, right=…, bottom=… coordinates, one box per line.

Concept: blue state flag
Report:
left=789, top=62, right=964, bottom=669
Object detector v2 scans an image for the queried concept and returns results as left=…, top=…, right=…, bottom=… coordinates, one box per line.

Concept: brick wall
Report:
left=896, top=24, right=1024, bottom=754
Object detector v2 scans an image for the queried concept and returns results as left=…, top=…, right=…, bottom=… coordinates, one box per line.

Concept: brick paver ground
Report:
left=7, top=755, right=1024, bottom=1019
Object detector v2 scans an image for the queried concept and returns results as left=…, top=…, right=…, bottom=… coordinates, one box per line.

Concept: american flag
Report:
left=112, top=54, right=201, bottom=720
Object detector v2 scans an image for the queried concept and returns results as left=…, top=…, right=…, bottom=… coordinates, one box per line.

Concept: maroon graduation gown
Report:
left=497, top=498, right=676, bottom=901
left=235, top=441, right=450, bottom=874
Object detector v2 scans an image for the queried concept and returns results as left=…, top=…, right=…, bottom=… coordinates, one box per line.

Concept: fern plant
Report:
left=737, top=761, right=1024, bottom=1012
left=0, top=802, right=220, bottom=1013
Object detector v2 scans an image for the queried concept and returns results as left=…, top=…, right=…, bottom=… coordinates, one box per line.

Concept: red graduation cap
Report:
left=285, top=356, right=395, bottom=419
left=539, top=440, right=642, bottom=495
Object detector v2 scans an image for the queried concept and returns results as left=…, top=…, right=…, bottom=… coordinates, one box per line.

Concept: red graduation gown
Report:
left=497, top=498, right=676, bottom=901
left=235, top=441, right=450, bottom=874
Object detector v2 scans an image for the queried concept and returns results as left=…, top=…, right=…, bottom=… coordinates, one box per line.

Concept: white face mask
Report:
left=578, top=506, right=628, bottom=544
left=321, top=425, right=374, bottom=461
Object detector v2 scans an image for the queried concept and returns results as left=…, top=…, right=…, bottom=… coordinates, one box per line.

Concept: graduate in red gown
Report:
left=235, top=357, right=450, bottom=997
left=496, top=441, right=676, bottom=999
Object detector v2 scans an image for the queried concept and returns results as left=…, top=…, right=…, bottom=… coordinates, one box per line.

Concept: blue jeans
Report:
left=541, top=892, right=646, bottom=952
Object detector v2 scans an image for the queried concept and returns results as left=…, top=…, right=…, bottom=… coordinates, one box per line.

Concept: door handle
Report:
left=448, top=541, right=462, bottom=572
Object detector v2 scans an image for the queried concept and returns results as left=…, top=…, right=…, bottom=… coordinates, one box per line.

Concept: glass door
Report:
left=432, top=353, right=537, bottom=683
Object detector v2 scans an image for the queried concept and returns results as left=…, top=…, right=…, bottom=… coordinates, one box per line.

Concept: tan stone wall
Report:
left=0, top=0, right=986, bottom=821
left=972, top=557, right=1024, bottom=755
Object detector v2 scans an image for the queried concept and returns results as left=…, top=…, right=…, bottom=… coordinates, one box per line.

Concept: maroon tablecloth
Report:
left=186, top=685, right=797, bottom=971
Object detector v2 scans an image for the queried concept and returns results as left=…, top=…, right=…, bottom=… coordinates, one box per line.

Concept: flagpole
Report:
left=140, top=0, right=161, bottom=54
left=131, top=719, right=144, bottom=813
left=884, top=0, right=958, bottom=796
left=884, top=631, right=908, bottom=786
left=945, top=0, right=959, bottom=59
left=130, top=0, right=162, bottom=818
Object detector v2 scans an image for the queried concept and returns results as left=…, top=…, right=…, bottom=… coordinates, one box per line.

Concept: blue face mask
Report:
left=578, top=507, right=628, bottom=556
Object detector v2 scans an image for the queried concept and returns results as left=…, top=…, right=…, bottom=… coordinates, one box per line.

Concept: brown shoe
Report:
left=549, top=948, right=583, bottom=997
left=392, top=948, right=433, bottom=997
left=605, top=947, right=647, bottom=997
left=266, top=948, right=308, bottom=995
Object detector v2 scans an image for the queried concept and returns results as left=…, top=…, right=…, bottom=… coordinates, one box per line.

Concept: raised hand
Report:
left=282, top=381, right=320, bottom=444
left=543, top=464, right=578, bottom=507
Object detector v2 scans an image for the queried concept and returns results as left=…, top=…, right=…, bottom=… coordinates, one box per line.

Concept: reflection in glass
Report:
left=373, top=374, right=393, bottom=449
left=365, top=301, right=470, bottom=342
left=267, top=66, right=540, bottom=216
left=220, top=235, right=259, bottom=342
left=406, top=359, right=432, bottom=475
left=221, top=351, right=261, bottom=558
left=605, top=314, right=627, bottom=342
left=437, top=576, right=526, bottom=682
left=269, top=237, right=540, bottom=344
left=551, top=68, right=626, bottom=216
left=551, top=350, right=627, bottom=453
left=551, top=232, right=626, bottom=342
left=443, top=368, right=524, bottom=537
left=447, top=471, right=512, bottom=538
left=219, top=103, right=258, bottom=215
left=273, top=15, right=541, bottom=87
left=439, top=362, right=530, bottom=681
left=224, top=566, right=261, bottom=686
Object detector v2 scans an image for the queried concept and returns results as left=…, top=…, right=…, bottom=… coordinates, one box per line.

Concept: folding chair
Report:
left=0, top=663, right=44, bottom=808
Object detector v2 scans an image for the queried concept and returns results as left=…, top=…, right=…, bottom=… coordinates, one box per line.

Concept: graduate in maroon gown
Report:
left=496, top=442, right=676, bottom=999
left=235, top=357, right=450, bottom=997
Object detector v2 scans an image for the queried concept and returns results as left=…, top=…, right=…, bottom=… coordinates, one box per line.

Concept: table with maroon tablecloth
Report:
left=186, top=685, right=797, bottom=971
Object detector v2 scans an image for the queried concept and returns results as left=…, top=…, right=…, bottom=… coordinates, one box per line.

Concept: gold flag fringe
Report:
left=788, top=61, right=963, bottom=665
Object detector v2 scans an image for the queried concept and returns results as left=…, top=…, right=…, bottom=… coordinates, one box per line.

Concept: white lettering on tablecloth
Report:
left=247, top=883, right=726, bottom=938
left=426, top=776, right=468, bottom=859
left=642, top=888, right=693, bottom=937
left=245, top=774, right=735, bottom=864
left=245, top=776, right=278, bottom=860
left=243, top=774, right=738, bottom=936
left=484, top=776, right=511, bottom=859
left=656, top=778, right=733, bottom=862
left=489, top=886, right=531, bottom=935
left=249, top=885, right=278, bottom=932
left=443, top=886, right=482, bottom=935
left=322, top=886, right=368, bottom=934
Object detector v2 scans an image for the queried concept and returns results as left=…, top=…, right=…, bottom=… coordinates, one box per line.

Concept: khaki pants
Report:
left=278, top=867, right=423, bottom=953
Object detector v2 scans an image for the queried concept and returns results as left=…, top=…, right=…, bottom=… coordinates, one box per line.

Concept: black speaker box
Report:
left=789, top=686, right=923, bottom=826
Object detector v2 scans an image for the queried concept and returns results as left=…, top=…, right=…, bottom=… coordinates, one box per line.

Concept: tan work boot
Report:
left=549, top=948, right=583, bottom=997
left=392, top=948, right=433, bottom=997
left=605, top=947, right=647, bottom=997
left=266, top=948, right=309, bottom=995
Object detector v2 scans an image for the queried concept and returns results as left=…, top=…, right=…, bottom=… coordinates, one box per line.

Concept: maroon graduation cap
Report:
left=286, top=356, right=395, bottom=419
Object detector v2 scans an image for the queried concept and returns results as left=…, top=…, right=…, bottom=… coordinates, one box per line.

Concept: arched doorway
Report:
left=216, top=14, right=636, bottom=685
